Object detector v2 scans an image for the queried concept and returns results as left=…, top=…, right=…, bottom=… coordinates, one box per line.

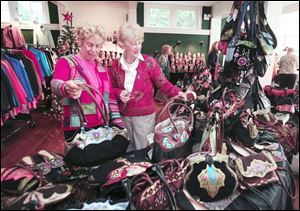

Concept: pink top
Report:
left=110, top=54, right=180, bottom=116
left=52, top=55, right=124, bottom=131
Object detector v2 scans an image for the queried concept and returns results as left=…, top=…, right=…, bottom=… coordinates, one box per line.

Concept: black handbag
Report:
left=64, top=84, right=129, bottom=166
left=184, top=152, right=238, bottom=202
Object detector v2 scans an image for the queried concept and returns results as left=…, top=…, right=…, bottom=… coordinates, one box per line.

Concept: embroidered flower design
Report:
left=131, top=91, right=144, bottom=101
left=237, top=57, right=247, bottom=67
left=253, top=163, right=266, bottom=173
left=145, top=58, right=155, bottom=69
left=234, top=52, right=240, bottom=58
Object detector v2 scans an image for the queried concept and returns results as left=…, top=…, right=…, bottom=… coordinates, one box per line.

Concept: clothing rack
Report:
left=25, top=43, right=51, bottom=50
left=1, top=48, right=36, bottom=142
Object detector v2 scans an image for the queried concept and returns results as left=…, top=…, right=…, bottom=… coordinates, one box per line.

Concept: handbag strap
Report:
left=275, top=167, right=296, bottom=200
left=121, top=178, right=136, bottom=210
left=157, top=99, right=194, bottom=134
left=152, top=164, right=177, bottom=210
left=76, top=83, right=109, bottom=127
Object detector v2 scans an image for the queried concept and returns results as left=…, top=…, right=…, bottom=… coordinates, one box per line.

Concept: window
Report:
left=144, top=4, right=203, bottom=34
left=176, top=9, right=196, bottom=29
left=17, top=1, right=48, bottom=24
left=149, top=8, right=170, bottom=27
left=1, top=1, right=49, bottom=24
left=1, top=1, right=11, bottom=22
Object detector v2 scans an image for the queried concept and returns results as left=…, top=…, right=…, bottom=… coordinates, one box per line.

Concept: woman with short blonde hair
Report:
left=76, top=24, right=106, bottom=46
left=51, top=24, right=127, bottom=166
left=109, top=22, right=194, bottom=152
left=118, top=23, right=144, bottom=48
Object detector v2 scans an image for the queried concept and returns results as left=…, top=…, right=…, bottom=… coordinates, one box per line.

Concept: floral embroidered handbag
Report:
left=152, top=99, right=194, bottom=162
left=234, top=151, right=279, bottom=190
left=64, top=83, right=129, bottom=166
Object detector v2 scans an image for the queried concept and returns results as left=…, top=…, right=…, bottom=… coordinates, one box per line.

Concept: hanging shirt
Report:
left=34, top=26, right=55, bottom=48
left=22, top=48, right=45, bottom=87
left=29, top=48, right=52, bottom=77
left=2, top=25, right=26, bottom=48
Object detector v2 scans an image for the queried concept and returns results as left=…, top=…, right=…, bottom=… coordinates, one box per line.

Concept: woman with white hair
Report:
left=109, top=22, right=194, bottom=152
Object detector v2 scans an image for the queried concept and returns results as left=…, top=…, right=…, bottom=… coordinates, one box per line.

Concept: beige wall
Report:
left=59, top=1, right=129, bottom=36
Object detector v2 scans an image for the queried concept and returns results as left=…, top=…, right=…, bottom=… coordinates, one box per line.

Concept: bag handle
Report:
left=121, top=178, right=136, bottom=210
left=156, top=98, right=194, bottom=134
left=276, top=167, right=296, bottom=200
left=152, top=164, right=177, bottom=210
left=76, top=83, right=109, bottom=127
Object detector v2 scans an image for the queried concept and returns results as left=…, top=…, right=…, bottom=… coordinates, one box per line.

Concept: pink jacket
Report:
left=2, top=25, right=26, bottom=48
left=51, top=55, right=124, bottom=131
left=109, top=54, right=180, bottom=116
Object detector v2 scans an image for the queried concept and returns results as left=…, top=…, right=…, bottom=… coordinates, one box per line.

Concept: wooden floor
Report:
left=1, top=110, right=65, bottom=167
left=1, top=109, right=299, bottom=209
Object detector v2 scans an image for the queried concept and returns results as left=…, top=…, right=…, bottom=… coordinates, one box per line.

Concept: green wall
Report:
left=201, top=7, right=212, bottom=30
left=48, top=1, right=59, bottom=24
left=142, top=33, right=209, bottom=57
left=137, top=2, right=144, bottom=27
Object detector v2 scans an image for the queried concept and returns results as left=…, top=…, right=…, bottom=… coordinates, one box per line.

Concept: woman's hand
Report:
left=64, top=80, right=84, bottom=99
left=178, top=90, right=197, bottom=101
left=120, top=90, right=132, bottom=103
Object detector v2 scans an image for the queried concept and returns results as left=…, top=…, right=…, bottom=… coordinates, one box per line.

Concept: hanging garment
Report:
left=2, top=25, right=26, bottom=48
left=34, top=26, right=55, bottom=48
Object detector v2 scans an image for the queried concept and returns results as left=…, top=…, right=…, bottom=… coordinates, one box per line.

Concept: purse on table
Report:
left=152, top=98, right=194, bottom=162
left=130, top=159, right=189, bottom=210
left=184, top=151, right=238, bottom=202
left=234, top=151, right=279, bottom=190
left=64, top=83, right=129, bottom=166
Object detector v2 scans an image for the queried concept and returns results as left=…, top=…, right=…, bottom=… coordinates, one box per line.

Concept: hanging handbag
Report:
left=256, top=1, right=277, bottom=56
left=232, top=109, right=259, bottom=147
left=152, top=98, right=194, bottom=162
left=184, top=152, right=238, bottom=202
left=64, top=83, right=129, bottom=166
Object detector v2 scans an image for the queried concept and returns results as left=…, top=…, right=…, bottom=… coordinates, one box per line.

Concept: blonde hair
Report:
left=118, top=22, right=144, bottom=48
left=161, top=45, right=172, bottom=55
left=76, top=24, right=106, bottom=45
